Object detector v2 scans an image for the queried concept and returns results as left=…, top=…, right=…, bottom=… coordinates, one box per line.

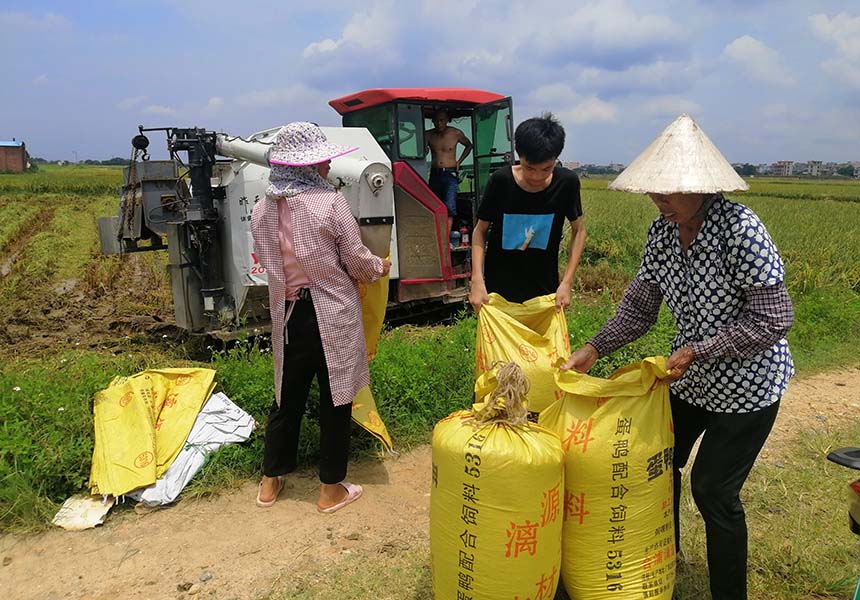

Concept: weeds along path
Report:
left=1, top=367, right=858, bottom=600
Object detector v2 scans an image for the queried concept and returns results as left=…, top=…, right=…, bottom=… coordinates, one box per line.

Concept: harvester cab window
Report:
left=396, top=104, right=424, bottom=159
left=343, top=105, right=396, bottom=157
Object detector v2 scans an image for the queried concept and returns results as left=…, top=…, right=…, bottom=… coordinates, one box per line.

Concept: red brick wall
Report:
left=0, top=147, right=26, bottom=172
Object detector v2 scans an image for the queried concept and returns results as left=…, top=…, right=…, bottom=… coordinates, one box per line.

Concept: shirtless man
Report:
left=425, top=109, right=473, bottom=238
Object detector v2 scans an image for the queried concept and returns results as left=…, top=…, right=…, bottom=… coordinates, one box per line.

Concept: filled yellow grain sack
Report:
left=431, top=362, right=564, bottom=600
left=475, top=293, right=569, bottom=413
left=538, top=357, right=675, bottom=600
left=89, top=368, right=216, bottom=497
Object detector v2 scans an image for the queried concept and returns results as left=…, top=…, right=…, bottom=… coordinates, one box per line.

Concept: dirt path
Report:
left=2, top=367, right=859, bottom=600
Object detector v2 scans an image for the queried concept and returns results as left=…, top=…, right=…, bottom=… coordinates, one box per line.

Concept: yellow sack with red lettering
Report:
left=89, top=368, right=216, bottom=498
left=431, top=363, right=564, bottom=600
left=475, top=293, right=569, bottom=413
left=358, top=270, right=390, bottom=362
left=538, top=357, right=675, bottom=600
left=355, top=269, right=393, bottom=451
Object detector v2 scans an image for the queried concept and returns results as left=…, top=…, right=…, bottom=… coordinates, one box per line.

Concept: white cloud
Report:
left=525, top=0, right=686, bottom=66
left=810, top=12, right=860, bottom=89
left=203, top=97, right=225, bottom=114
left=117, top=96, right=145, bottom=111
left=576, top=59, right=704, bottom=95
left=642, top=96, right=702, bottom=117
left=32, top=74, right=49, bottom=85
left=810, top=12, right=860, bottom=60
left=420, top=0, right=478, bottom=15
left=303, top=1, right=396, bottom=59
left=570, top=96, right=619, bottom=124
left=303, top=39, right=341, bottom=58
left=526, top=85, right=618, bottom=125
left=235, top=84, right=327, bottom=109
left=722, top=35, right=796, bottom=86
left=143, top=105, right=178, bottom=116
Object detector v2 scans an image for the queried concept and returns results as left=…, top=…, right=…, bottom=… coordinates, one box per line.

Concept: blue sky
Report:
left=2, top=0, right=859, bottom=164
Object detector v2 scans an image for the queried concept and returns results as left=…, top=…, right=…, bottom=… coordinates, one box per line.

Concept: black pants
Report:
left=262, top=297, right=352, bottom=484
left=671, top=393, right=779, bottom=600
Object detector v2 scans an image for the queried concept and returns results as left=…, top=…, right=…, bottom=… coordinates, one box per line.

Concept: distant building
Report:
left=770, top=160, right=794, bottom=176
left=564, top=161, right=580, bottom=170
left=808, top=161, right=822, bottom=177
left=609, top=163, right=625, bottom=173
left=0, top=139, right=29, bottom=173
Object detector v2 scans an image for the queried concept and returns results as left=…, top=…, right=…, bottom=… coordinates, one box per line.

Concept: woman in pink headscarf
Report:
left=251, top=122, right=390, bottom=513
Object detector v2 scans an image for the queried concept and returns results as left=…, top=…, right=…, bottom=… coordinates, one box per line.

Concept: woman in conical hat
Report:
left=562, top=114, right=794, bottom=600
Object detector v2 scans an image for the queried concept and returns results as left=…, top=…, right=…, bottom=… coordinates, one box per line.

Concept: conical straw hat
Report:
left=608, top=114, right=749, bottom=194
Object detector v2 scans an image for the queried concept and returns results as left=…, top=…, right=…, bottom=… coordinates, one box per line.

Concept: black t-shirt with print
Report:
left=476, top=165, right=582, bottom=303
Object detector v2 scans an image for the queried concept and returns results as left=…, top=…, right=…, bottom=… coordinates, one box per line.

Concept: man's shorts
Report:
left=429, top=168, right=458, bottom=217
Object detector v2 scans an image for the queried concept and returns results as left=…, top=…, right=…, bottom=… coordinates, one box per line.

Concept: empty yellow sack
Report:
left=475, top=293, right=570, bottom=413
left=539, top=357, right=675, bottom=600
left=356, top=266, right=393, bottom=451
left=89, top=368, right=216, bottom=498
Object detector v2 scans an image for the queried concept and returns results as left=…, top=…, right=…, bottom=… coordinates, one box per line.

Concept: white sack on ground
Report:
left=128, top=392, right=256, bottom=506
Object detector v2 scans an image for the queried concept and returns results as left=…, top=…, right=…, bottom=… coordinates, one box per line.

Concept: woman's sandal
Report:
left=317, top=482, right=363, bottom=514
left=256, top=476, right=285, bottom=508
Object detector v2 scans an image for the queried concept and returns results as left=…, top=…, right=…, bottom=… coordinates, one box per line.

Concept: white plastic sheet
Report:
left=127, top=392, right=256, bottom=506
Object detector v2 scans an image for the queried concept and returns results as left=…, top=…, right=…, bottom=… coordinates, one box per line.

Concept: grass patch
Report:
left=673, top=419, right=860, bottom=600
left=269, top=542, right=432, bottom=600
left=0, top=164, right=123, bottom=195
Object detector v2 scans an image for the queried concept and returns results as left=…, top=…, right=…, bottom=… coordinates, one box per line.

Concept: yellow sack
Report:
left=351, top=385, right=392, bottom=451
left=476, top=293, right=569, bottom=413
left=431, top=363, right=564, bottom=600
left=355, top=268, right=393, bottom=451
left=358, top=271, right=390, bottom=362
left=538, top=357, right=675, bottom=600
left=89, top=368, right=216, bottom=497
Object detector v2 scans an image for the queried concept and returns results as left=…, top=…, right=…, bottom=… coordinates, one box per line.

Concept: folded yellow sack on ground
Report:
left=539, top=357, right=675, bottom=600
left=475, top=293, right=570, bottom=413
left=89, top=368, right=216, bottom=498
left=431, top=364, right=564, bottom=600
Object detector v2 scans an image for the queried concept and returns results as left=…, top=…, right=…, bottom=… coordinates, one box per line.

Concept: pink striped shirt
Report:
left=277, top=198, right=310, bottom=299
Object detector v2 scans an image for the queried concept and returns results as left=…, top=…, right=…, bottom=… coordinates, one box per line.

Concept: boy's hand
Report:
left=469, top=281, right=489, bottom=313
left=555, top=285, right=571, bottom=311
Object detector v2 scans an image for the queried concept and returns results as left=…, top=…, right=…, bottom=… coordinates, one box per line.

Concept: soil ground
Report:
left=2, top=366, right=859, bottom=600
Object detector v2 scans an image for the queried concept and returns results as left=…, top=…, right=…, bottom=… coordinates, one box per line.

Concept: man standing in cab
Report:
left=425, top=109, right=473, bottom=240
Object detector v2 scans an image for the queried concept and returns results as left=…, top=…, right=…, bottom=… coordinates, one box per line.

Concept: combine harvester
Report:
left=99, top=88, right=514, bottom=337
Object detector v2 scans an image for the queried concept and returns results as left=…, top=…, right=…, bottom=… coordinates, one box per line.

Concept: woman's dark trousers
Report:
left=671, top=393, right=779, bottom=600
left=262, top=297, right=352, bottom=484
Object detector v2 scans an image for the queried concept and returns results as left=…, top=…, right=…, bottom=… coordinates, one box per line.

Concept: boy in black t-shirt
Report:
left=469, top=113, right=586, bottom=311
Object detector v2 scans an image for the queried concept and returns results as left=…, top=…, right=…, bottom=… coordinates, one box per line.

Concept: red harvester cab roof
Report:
left=329, top=88, right=505, bottom=115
